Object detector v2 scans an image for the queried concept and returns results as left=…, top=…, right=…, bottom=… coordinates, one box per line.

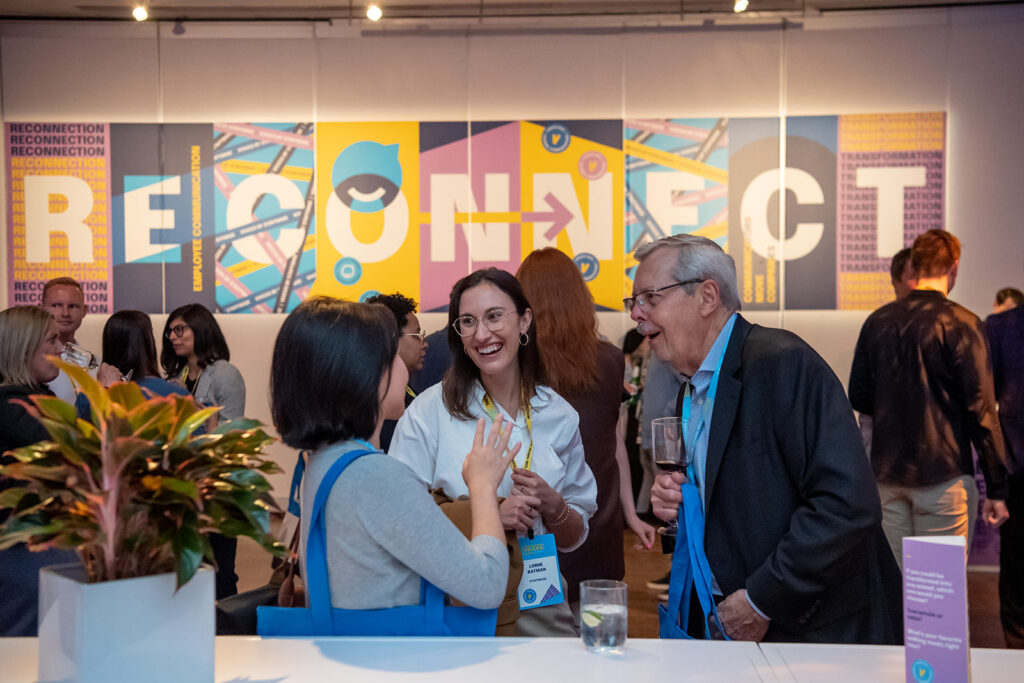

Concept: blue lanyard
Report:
left=288, top=439, right=377, bottom=517
left=661, top=336, right=731, bottom=641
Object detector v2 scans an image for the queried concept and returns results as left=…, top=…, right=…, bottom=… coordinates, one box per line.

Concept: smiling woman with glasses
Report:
left=390, top=268, right=597, bottom=637
left=452, top=308, right=513, bottom=336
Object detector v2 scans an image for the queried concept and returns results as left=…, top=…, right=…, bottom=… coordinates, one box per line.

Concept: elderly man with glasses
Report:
left=636, top=234, right=901, bottom=645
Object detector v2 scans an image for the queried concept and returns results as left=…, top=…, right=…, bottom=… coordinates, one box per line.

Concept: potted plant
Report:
left=0, top=360, right=284, bottom=683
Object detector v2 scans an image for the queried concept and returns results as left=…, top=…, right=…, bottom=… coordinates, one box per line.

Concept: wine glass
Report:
left=651, top=416, right=688, bottom=537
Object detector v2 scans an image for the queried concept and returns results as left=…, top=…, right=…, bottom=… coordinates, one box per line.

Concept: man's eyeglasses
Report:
left=624, top=279, right=704, bottom=312
left=166, top=324, right=191, bottom=339
left=401, top=330, right=427, bottom=342
left=452, top=308, right=512, bottom=337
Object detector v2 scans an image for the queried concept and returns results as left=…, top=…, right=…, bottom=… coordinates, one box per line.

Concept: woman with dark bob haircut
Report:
left=160, top=302, right=245, bottom=599
left=390, top=269, right=598, bottom=636
left=270, top=296, right=514, bottom=623
left=160, top=302, right=246, bottom=423
left=77, top=311, right=190, bottom=405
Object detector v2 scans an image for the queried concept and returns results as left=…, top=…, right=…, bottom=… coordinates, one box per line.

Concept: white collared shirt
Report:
left=46, top=369, right=77, bottom=404
left=390, top=380, right=598, bottom=552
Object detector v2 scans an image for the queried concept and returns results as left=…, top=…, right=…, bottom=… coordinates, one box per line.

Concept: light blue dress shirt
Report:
left=680, top=312, right=769, bottom=621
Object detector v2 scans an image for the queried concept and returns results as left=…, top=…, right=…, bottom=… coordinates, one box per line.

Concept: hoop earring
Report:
left=519, top=332, right=529, bottom=346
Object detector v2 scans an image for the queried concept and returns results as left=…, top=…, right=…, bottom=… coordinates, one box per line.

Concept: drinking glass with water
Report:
left=63, top=342, right=98, bottom=369
left=580, top=579, right=627, bottom=653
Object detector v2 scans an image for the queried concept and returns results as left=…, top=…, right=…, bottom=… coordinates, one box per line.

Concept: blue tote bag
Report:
left=258, top=447, right=498, bottom=637
left=657, top=474, right=729, bottom=640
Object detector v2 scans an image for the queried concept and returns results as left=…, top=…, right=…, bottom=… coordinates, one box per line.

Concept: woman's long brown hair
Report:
left=517, top=248, right=599, bottom=397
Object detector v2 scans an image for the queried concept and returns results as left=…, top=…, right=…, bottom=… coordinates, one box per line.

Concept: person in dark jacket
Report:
left=986, top=300, right=1024, bottom=647
left=850, top=229, right=1009, bottom=568
left=641, top=235, right=902, bottom=644
left=0, top=305, right=78, bottom=636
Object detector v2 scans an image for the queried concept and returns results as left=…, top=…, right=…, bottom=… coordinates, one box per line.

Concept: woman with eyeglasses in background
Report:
left=160, top=303, right=246, bottom=423
left=517, top=248, right=656, bottom=611
left=76, top=310, right=191, bottom=408
left=365, top=292, right=428, bottom=453
left=390, top=268, right=597, bottom=636
left=160, top=302, right=246, bottom=599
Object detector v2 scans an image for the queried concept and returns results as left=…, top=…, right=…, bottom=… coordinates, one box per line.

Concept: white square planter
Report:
left=38, top=563, right=215, bottom=683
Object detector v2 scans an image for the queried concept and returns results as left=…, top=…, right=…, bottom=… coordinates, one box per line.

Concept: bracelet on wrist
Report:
left=546, top=501, right=571, bottom=527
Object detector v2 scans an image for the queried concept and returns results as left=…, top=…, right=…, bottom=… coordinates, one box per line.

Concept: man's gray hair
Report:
left=634, top=235, right=741, bottom=312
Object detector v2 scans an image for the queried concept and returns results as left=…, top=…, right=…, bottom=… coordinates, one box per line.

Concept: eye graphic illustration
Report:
left=331, top=141, right=403, bottom=214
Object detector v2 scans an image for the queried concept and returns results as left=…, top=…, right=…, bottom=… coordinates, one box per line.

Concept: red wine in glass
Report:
left=651, top=416, right=688, bottom=537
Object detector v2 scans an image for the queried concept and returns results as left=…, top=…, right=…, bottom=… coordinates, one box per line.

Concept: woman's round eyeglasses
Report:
left=452, top=308, right=512, bottom=337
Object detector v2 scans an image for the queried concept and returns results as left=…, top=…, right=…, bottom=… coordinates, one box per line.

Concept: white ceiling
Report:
left=0, top=0, right=1015, bottom=23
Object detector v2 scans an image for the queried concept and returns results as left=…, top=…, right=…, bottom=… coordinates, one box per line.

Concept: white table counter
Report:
left=759, top=642, right=1024, bottom=682
left=3, top=636, right=776, bottom=682
left=9, top=635, right=1024, bottom=682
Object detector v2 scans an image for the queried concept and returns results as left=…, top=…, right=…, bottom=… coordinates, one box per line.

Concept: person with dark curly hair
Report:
left=365, top=292, right=427, bottom=452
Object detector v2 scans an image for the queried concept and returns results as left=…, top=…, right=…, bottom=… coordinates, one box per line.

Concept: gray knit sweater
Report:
left=299, top=441, right=509, bottom=610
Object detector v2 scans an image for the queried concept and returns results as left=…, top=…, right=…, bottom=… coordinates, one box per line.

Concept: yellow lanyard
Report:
left=179, top=366, right=202, bottom=395
left=405, top=386, right=417, bottom=398
left=481, top=389, right=534, bottom=470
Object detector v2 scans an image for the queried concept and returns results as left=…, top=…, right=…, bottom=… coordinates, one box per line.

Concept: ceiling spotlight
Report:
left=733, top=0, right=749, bottom=12
left=366, top=4, right=383, bottom=22
left=132, top=6, right=149, bottom=22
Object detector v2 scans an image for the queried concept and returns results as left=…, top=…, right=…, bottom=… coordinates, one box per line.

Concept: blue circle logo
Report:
left=523, top=589, right=537, bottom=604
left=358, top=290, right=382, bottom=303
left=574, top=252, right=600, bottom=282
left=542, top=124, right=571, bottom=153
left=912, top=659, right=934, bottom=683
left=334, top=257, right=362, bottom=285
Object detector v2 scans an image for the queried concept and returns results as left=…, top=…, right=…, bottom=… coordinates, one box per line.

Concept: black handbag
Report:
left=216, top=450, right=308, bottom=635
left=215, top=522, right=303, bottom=635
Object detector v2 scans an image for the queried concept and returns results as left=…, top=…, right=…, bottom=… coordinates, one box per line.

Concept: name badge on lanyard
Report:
left=517, top=534, right=564, bottom=610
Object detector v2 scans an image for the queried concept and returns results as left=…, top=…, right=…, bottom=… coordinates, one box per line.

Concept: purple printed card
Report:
left=903, top=536, right=970, bottom=683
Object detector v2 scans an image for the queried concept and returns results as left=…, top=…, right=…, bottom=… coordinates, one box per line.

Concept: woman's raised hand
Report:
left=462, top=415, right=521, bottom=492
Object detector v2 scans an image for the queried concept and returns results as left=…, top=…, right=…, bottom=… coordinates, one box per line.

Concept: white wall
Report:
left=4, top=7, right=1024, bottom=497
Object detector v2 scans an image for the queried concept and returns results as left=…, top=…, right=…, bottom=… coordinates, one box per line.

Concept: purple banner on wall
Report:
left=6, top=123, right=113, bottom=311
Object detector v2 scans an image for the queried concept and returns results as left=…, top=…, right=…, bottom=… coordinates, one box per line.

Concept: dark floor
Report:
left=236, top=528, right=1008, bottom=647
